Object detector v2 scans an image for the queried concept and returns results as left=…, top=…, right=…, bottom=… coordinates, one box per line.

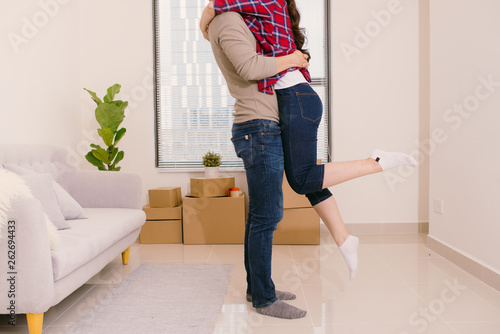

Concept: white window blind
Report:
left=154, top=0, right=330, bottom=170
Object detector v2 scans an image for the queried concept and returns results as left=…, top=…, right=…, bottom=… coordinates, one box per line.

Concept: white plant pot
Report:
left=204, top=166, right=219, bottom=178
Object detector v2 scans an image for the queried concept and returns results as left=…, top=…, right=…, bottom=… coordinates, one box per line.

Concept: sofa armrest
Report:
left=0, top=197, right=55, bottom=314
left=58, top=170, right=142, bottom=209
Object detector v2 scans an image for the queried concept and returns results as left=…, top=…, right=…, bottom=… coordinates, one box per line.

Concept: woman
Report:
left=201, top=0, right=416, bottom=280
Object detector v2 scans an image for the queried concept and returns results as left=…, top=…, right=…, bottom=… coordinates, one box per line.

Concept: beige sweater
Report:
left=208, top=12, right=279, bottom=123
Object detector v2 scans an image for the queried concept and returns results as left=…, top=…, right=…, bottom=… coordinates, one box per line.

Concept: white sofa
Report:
left=0, top=145, right=146, bottom=333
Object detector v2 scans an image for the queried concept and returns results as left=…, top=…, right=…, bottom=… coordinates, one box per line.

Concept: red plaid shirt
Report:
left=213, top=0, right=311, bottom=94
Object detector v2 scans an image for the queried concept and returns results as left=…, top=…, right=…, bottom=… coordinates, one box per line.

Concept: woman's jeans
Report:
left=232, top=119, right=284, bottom=308
left=276, top=83, right=332, bottom=206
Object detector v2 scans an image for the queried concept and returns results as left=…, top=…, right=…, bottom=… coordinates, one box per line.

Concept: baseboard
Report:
left=427, top=235, right=500, bottom=292
left=341, top=222, right=429, bottom=235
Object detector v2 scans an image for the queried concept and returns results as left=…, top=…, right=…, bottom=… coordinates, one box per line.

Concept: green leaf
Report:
left=109, top=166, right=121, bottom=171
left=84, top=88, right=103, bottom=105
left=103, top=84, right=121, bottom=103
left=91, top=147, right=110, bottom=164
left=109, top=146, right=118, bottom=162
left=110, top=150, right=124, bottom=169
left=114, top=128, right=126, bottom=145
left=111, top=100, right=128, bottom=113
left=97, top=128, right=114, bottom=147
left=85, top=151, right=106, bottom=170
left=114, top=150, right=124, bottom=165
left=95, top=103, right=125, bottom=133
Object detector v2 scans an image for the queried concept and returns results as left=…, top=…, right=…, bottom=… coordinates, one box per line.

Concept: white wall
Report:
left=429, top=0, right=500, bottom=273
left=0, top=0, right=81, bottom=147
left=1, top=0, right=421, bottom=225
left=330, top=0, right=420, bottom=224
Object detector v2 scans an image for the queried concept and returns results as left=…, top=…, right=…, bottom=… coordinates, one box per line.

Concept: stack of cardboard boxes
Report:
left=140, top=187, right=183, bottom=244
left=273, top=175, right=320, bottom=245
left=140, top=174, right=319, bottom=245
left=183, top=177, right=245, bottom=244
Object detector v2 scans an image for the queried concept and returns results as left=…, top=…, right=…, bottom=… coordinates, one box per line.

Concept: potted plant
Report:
left=83, top=84, right=128, bottom=171
left=202, top=151, right=222, bottom=178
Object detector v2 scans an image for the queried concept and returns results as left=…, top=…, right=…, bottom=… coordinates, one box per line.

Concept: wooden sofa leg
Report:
left=27, top=313, right=43, bottom=334
left=122, top=246, right=131, bottom=265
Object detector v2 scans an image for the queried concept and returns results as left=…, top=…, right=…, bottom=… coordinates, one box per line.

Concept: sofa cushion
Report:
left=51, top=208, right=145, bottom=281
left=3, top=164, right=87, bottom=220
left=51, top=181, right=88, bottom=220
left=21, top=173, right=70, bottom=230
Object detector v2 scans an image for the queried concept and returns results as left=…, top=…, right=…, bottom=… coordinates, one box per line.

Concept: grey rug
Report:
left=66, top=263, right=234, bottom=334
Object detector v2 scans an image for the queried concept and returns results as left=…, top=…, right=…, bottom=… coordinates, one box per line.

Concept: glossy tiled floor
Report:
left=2, top=225, right=499, bottom=333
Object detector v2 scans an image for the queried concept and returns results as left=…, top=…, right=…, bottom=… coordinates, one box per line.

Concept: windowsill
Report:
left=156, top=167, right=246, bottom=173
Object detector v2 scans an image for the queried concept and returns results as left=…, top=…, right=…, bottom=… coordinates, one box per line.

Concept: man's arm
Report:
left=206, top=13, right=308, bottom=81
left=277, top=51, right=309, bottom=74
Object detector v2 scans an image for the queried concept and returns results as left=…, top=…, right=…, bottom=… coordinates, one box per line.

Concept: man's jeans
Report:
left=231, top=119, right=284, bottom=308
left=276, top=83, right=333, bottom=206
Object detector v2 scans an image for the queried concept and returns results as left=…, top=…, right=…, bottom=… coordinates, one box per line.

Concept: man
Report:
left=202, top=10, right=308, bottom=319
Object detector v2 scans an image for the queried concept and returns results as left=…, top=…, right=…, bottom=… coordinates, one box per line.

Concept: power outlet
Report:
left=433, top=199, right=444, bottom=214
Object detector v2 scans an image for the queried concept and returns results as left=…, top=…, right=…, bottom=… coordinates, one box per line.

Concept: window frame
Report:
left=153, top=0, right=332, bottom=170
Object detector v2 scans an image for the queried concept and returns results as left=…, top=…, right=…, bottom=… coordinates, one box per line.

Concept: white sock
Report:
left=339, top=235, right=359, bottom=280
left=370, top=149, right=417, bottom=171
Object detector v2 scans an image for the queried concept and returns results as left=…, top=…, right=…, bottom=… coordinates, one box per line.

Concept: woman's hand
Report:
left=199, top=1, right=215, bottom=41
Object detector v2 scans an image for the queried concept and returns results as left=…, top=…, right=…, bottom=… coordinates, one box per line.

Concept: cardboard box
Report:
left=142, top=205, right=182, bottom=220
left=190, top=177, right=235, bottom=198
left=183, top=194, right=245, bottom=244
left=140, top=220, right=183, bottom=244
left=283, top=175, right=311, bottom=209
left=148, top=187, right=182, bottom=208
left=273, top=208, right=320, bottom=245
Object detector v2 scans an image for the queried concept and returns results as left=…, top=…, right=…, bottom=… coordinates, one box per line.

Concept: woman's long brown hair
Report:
left=286, top=0, right=310, bottom=59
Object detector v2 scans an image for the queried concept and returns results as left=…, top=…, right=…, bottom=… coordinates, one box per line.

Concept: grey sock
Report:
left=246, top=290, right=296, bottom=302
left=256, top=300, right=307, bottom=319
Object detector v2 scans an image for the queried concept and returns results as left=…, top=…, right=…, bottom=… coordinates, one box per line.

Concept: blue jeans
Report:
left=231, top=119, right=284, bottom=308
left=276, top=83, right=332, bottom=206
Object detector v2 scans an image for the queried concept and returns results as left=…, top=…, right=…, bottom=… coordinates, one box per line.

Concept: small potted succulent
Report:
left=202, top=151, right=221, bottom=178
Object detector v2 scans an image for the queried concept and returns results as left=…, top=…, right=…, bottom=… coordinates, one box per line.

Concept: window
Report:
left=154, top=0, right=330, bottom=170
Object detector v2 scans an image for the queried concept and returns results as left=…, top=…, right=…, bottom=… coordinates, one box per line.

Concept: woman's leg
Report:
left=313, top=196, right=359, bottom=280
left=277, top=85, right=358, bottom=279
left=277, top=84, right=325, bottom=195
left=313, top=196, right=349, bottom=246
left=277, top=84, right=416, bottom=280
left=277, top=84, right=416, bottom=194
left=322, top=158, right=381, bottom=188
left=322, top=150, right=417, bottom=189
